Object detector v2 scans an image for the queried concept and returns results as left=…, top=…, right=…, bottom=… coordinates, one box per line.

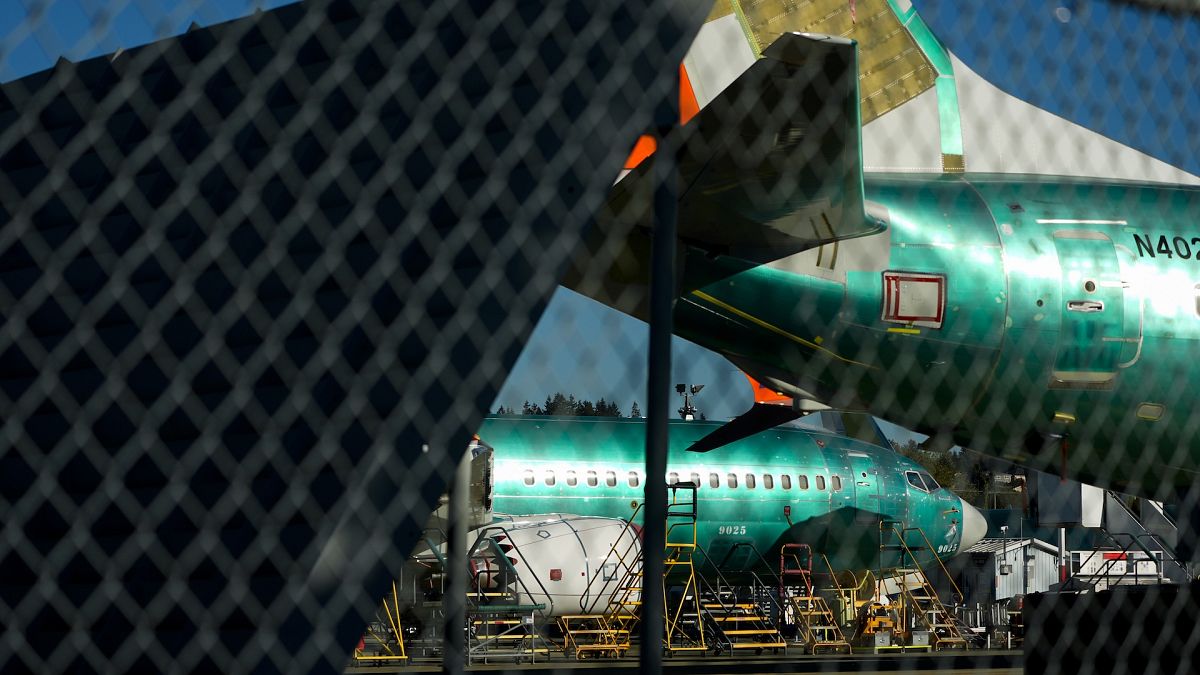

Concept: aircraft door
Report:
left=1052, top=231, right=1131, bottom=388
left=847, top=451, right=904, bottom=526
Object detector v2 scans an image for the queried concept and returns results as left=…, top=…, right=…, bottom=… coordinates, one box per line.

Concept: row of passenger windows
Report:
left=520, top=469, right=843, bottom=492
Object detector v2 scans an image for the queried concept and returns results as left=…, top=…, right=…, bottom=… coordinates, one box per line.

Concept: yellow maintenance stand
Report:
left=557, top=485, right=707, bottom=658
left=878, top=521, right=969, bottom=651
left=779, top=544, right=852, bottom=654
left=353, top=581, right=409, bottom=666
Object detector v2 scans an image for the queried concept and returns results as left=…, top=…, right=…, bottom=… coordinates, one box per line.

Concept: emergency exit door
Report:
left=1052, top=230, right=1129, bottom=388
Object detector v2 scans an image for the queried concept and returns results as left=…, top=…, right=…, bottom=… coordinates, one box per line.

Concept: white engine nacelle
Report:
left=473, top=514, right=641, bottom=617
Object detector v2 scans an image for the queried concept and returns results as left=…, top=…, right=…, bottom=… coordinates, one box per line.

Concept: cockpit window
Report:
left=919, top=471, right=940, bottom=491
left=906, top=470, right=930, bottom=492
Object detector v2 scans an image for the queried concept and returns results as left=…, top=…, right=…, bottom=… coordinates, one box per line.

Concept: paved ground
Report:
left=345, top=648, right=1022, bottom=673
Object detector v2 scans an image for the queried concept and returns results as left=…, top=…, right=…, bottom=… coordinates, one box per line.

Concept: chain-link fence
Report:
left=3, top=1, right=1200, bottom=673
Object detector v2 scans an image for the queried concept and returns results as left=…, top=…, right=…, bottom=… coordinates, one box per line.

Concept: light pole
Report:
left=675, top=383, right=704, bottom=421
left=999, top=525, right=1009, bottom=598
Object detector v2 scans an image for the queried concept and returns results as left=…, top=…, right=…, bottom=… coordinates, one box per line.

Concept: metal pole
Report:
left=1021, top=519, right=1028, bottom=597
left=1058, top=527, right=1068, bottom=584
left=444, top=449, right=471, bottom=674
left=641, top=92, right=677, bottom=675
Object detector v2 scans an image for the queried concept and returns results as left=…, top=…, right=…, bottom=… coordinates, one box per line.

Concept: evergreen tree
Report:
left=630, top=401, right=641, bottom=418
left=547, top=393, right=574, bottom=416
left=596, top=398, right=620, bottom=417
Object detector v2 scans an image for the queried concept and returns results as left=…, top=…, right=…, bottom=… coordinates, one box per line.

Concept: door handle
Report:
left=1067, top=300, right=1104, bottom=312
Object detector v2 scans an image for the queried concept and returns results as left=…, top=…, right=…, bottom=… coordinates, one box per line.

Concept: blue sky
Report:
left=4, top=1, right=1196, bottom=424
left=0, top=1, right=297, bottom=81
left=915, top=0, right=1200, bottom=176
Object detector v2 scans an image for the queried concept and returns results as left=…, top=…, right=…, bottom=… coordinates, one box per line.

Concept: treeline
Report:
left=495, top=392, right=639, bottom=418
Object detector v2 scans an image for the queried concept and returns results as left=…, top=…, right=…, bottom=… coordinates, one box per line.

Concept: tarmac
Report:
left=344, top=648, right=1022, bottom=674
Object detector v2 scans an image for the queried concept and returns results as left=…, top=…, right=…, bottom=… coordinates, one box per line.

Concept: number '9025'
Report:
left=717, top=525, right=747, bottom=535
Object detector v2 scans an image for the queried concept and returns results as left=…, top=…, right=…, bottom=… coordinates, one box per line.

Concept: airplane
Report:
left=414, top=414, right=986, bottom=617
left=564, top=3, right=1200, bottom=507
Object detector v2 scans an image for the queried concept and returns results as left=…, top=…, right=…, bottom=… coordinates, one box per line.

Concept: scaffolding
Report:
left=879, top=521, right=969, bottom=651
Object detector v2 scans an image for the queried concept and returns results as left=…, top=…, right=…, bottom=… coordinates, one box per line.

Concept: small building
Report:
left=929, top=538, right=1061, bottom=616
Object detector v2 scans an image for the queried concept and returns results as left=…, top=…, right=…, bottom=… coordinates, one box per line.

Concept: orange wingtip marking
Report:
left=742, top=372, right=793, bottom=405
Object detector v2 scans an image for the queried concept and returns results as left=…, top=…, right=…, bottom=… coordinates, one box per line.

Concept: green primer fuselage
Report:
left=482, top=415, right=969, bottom=573
left=674, top=173, right=1200, bottom=497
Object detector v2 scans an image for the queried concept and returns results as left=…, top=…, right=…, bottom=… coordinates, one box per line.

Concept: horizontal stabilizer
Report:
left=608, top=32, right=885, bottom=263
left=686, top=402, right=803, bottom=453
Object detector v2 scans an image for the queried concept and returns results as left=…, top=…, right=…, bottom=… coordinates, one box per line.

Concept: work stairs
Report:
left=694, top=541, right=787, bottom=655
left=353, top=581, right=409, bottom=666
left=880, top=523, right=968, bottom=651
left=466, top=529, right=553, bottom=662
left=560, top=483, right=708, bottom=658
left=700, top=591, right=787, bottom=655
left=1103, top=491, right=1191, bottom=583
left=779, top=544, right=851, bottom=654
left=560, top=508, right=644, bottom=658
left=662, top=483, right=707, bottom=655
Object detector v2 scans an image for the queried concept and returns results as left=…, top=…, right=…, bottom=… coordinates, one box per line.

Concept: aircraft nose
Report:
left=960, top=499, right=987, bottom=551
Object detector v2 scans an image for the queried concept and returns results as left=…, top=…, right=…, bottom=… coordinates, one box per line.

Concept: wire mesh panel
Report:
left=4, top=0, right=1200, bottom=674
left=0, top=1, right=704, bottom=672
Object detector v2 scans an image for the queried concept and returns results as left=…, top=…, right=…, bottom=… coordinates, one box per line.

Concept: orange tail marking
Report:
left=678, top=63, right=699, bottom=125
left=624, top=134, right=657, bottom=170
left=742, top=372, right=793, bottom=406
left=622, top=63, right=700, bottom=170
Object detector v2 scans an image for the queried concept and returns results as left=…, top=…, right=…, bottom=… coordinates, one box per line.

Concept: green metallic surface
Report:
left=670, top=173, right=1200, bottom=498
left=481, top=416, right=969, bottom=574
left=887, top=0, right=964, bottom=159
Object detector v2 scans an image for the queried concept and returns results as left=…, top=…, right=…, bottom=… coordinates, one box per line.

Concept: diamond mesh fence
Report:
left=1, top=1, right=1199, bottom=674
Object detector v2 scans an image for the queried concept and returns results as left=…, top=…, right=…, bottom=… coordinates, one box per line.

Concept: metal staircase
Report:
left=557, top=614, right=629, bottom=659
left=879, top=522, right=968, bottom=651
left=557, top=498, right=651, bottom=658
left=779, top=544, right=851, bottom=654
left=465, top=527, right=554, bottom=663
left=353, top=581, right=410, bottom=665
left=662, top=482, right=707, bottom=655
left=565, top=503, right=646, bottom=657
left=688, top=541, right=787, bottom=655
left=1104, top=491, right=1190, bottom=583
left=560, top=486, right=711, bottom=658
